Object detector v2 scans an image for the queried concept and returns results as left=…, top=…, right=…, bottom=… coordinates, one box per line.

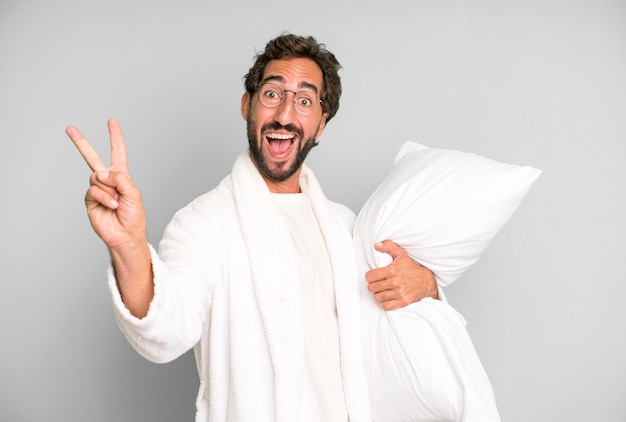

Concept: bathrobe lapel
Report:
left=231, top=152, right=304, bottom=421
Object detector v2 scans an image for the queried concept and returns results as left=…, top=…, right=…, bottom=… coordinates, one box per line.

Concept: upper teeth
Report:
left=267, top=133, right=293, bottom=140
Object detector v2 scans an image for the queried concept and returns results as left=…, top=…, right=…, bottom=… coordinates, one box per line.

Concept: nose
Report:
left=273, top=91, right=297, bottom=125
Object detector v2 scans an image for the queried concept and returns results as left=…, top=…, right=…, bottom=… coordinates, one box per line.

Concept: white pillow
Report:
left=354, top=141, right=541, bottom=422
left=356, top=141, right=542, bottom=286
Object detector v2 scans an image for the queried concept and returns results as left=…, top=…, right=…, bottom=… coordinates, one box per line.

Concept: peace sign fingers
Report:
left=66, top=118, right=130, bottom=175
left=67, top=118, right=147, bottom=250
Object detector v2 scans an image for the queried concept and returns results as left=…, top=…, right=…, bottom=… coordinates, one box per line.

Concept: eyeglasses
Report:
left=256, top=82, right=322, bottom=116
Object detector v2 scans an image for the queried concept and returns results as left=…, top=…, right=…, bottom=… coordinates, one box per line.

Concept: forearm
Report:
left=109, top=224, right=217, bottom=363
left=109, top=240, right=154, bottom=318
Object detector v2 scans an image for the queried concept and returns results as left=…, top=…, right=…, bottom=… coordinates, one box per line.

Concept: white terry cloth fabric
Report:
left=108, top=150, right=370, bottom=421
left=354, top=142, right=541, bottom=422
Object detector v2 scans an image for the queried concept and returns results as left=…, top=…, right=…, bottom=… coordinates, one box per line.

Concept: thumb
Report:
left=374, top=239, right=405, bottom=262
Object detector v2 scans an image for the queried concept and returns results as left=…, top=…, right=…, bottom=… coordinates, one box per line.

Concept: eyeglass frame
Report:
left=255, top=82, right=323, bottom=116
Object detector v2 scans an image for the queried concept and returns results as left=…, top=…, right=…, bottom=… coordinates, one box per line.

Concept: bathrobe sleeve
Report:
left=107, top=189, right=229, bottom=364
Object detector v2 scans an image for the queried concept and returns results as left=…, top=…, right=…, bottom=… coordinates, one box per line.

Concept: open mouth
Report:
left=266, top=132, right=297, bottom=155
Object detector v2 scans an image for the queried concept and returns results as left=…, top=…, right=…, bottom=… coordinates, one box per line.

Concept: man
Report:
left=68, top=34, right=437, bottom=421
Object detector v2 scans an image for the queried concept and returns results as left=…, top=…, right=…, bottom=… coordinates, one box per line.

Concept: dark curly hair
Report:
left=244, top=33, right=342, bottom=122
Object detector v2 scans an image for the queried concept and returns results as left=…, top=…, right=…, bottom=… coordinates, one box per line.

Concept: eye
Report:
left=296, top=94, right=313, bottom=107
left=263, top=89, right=280, bottom=100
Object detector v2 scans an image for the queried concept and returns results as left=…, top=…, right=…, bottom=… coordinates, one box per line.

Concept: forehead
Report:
left=262, top=57, right=323, bottom=91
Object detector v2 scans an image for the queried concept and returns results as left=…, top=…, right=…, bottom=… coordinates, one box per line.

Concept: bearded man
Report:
left=67, top=33, right=437, bottom=421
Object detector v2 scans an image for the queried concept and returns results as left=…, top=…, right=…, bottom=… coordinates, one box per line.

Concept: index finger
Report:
left=365, top=266, right=386, bottom=284
left=66, top=125, right=107, bottom=172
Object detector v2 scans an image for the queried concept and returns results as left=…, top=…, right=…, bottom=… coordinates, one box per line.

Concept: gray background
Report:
left=1, top=0, right=624, bottom=421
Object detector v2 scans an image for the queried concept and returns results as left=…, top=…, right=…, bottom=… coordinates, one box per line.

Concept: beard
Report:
left=246, top=117, right=319, bottom=183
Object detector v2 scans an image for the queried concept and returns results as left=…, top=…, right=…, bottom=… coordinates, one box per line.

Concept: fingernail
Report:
left=98, top=171, right=109, bottom=181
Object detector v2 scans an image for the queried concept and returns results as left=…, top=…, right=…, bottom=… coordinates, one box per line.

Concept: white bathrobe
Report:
left=108, top=150, right=371, bottom=421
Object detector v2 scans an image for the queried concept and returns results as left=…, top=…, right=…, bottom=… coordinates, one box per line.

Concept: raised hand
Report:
left=365, top=240, right=439, bottom=310
left=67, top=118, right=153, bottom=318
left=66, top=118, right=147, bottom=249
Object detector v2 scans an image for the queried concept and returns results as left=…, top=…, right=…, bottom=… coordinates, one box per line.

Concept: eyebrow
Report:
left=261, top=75, right=320, bottom=94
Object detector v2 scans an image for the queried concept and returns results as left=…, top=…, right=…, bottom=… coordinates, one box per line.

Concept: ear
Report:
left=240, top=92, right=251, bottom=120
left=315, top=112, right=329, bottom=139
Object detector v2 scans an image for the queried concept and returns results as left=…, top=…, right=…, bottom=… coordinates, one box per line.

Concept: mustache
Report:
left=261, top=122, right=303, bottom=137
